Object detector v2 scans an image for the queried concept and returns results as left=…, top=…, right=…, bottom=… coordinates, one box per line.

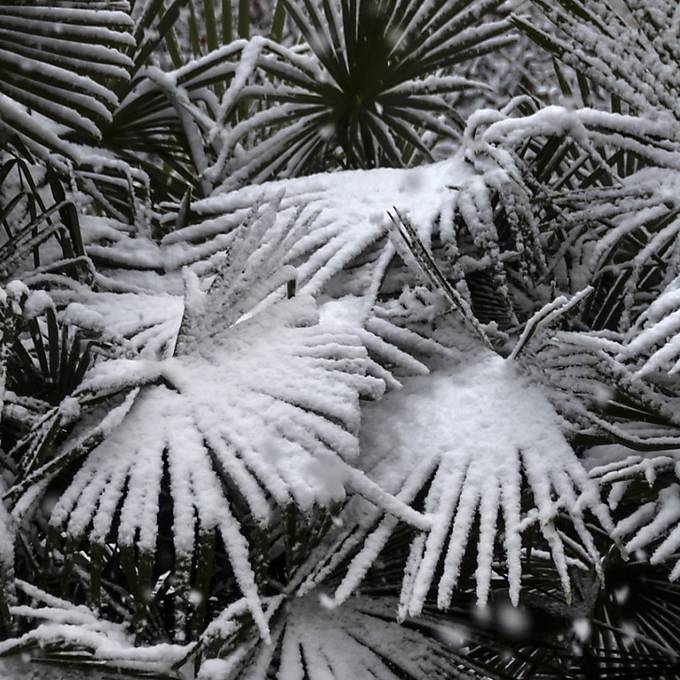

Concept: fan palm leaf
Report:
left=514, top=0, right=680, bottom=122
left=0, top=580, right=188, bottom=677
left=187, top=0, right=515, bottom=187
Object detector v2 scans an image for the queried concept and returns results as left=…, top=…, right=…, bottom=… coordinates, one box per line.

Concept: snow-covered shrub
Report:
left=4, top=1, right=680, bottom=679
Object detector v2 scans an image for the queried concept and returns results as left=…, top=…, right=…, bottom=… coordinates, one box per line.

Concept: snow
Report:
left=22, top=290, right=53, bottom=320
left=57, top=396, right=80, bottom=422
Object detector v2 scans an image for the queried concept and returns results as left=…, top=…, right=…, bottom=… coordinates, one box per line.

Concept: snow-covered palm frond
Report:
left=458, top=104, right=680, bottom=330
left=196, top=593, right=493, bottom=680
left=592, top=452, right=680, bottom=580
left=515, top=0, right=680, bottom=121
left=107, top=39, right=250, bottom=201
left=44, top=294, right=397, bottom=638
left=317, top=351, right=614, bottom=615
left=92, top=137, right=542, bottom=320
left=0, top=3, right=160, bottom=224
left=94, top=0, right=515, bottom=196
left=0, top=579, right=188, bottom=676
left=388, top=206, right=680, bottom=449
left=0, top=2, right=134, bottom=155
left=168, top=0, right=516, bottom=186
left=6, top=205, right=435, bottom=642
left=0, top=155, right=89, bottom=283
left=89, top=158, right=465, bottom=298
left=0, top=282, right=112, bottom=488
left=0, top=0, right=222, bottom=211
left=516, top=323, right=680, bottom=453
left=618, top=278, right=680, bottom=379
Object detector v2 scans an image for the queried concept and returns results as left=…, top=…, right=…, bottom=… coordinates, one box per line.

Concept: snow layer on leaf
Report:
left=1, top=581, right=188, bottom=674
left=55, top=289, right=184, bottom=359
left=593, top=453, right=680, bottom=580
left=623, top=278, right=680, bottom=376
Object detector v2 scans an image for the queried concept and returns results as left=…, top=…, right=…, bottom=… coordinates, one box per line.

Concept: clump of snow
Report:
left=22, top=290, right=53, bottom=319
left=58, top=397, right=80, bottom=423
left=5, top=280, right=29, bottom=306
left=62, top=303, right=105, bottom=332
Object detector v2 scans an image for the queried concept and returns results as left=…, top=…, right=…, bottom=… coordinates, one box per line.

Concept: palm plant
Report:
left=4, top=1, right=680, bottom=679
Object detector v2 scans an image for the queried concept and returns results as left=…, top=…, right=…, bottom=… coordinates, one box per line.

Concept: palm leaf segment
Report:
left=621, top=279, right=680, bottom=379
left=588, top=279, right=680, bottom=581
left=0, top=580, right=188, bottom=675
left=593, top=454, right=680, bottom=580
